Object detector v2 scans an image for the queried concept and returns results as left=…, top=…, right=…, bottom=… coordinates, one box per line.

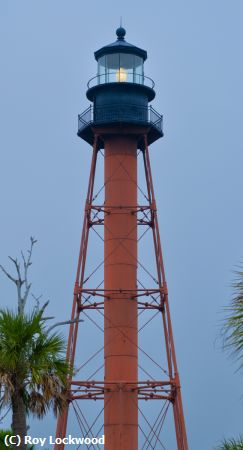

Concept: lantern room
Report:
left=95, top=27, right=145, bottom=85
left=86, top=27, right=155, bottom=99
left=77, top=27, right=163, bottom=148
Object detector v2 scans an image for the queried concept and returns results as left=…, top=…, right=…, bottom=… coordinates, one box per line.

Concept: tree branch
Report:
left=20, top=237, right=37, bottom=313
left=8, top=256, right=23, bottom=285
left=31, top=293, right=42, bottom=312
left=40, top=316, right=55, bottom=321
left=0, top=265, right=16, bottom=283
left=1, top=237, right=38, bottom=314
left=22, top=283, right=31, bottom=312
left=47, top=318, right=84, bottom=333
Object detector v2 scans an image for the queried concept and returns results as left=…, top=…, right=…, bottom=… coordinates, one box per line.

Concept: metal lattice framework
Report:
left=55, top=133, right=188, bottom=449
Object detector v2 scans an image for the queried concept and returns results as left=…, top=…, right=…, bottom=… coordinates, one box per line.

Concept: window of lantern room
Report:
left=98, top=54, right=144, bottom=84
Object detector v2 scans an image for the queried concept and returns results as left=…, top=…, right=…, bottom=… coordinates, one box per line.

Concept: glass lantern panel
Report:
left=106, top=54, right=119, bottom=83
left=134, top=55, right=144, bottom=84
left=98, top=56, right=106, bottom=84
left=119, top=54, right=134, bottom=83
left=97, top=53, right=144, bottom=84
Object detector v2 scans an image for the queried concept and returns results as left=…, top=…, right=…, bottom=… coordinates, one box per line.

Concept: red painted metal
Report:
left=104, top=136, right=138, bottom=449
left=55, top=131, right=188, bottom=449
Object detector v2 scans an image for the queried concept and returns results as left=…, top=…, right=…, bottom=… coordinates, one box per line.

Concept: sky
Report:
left=0, top=0, right=243, bottom=448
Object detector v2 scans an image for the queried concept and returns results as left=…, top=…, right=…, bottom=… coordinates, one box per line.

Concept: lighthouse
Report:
left=55, top=27, right=188, bottom=450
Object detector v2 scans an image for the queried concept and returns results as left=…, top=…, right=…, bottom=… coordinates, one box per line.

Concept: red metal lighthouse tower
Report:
left=55, top=27, right=188, bottom=449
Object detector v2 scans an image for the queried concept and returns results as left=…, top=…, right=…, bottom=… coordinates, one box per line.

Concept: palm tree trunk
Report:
left=11, top=389, right=27, bottom=450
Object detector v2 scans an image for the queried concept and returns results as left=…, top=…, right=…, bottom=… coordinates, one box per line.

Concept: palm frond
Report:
left=0, top=308, right=70, bottom=420
left=222, top=267, right=243, bottom=371
left=215, top=436, right=243, bottom=449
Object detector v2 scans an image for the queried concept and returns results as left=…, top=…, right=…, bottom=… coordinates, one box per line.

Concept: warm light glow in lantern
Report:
left=116, top=67, right=127, bottom=82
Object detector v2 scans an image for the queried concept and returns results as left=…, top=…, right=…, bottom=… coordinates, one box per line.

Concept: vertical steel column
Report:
left=104, top=136, right=138, bottom=450
left=143, top=136, right=188, bottom=450
left=54, top=138, right=98, bottom=450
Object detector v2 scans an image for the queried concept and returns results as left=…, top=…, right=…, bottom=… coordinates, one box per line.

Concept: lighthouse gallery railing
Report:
left=78, top=104, right=163, bottom=134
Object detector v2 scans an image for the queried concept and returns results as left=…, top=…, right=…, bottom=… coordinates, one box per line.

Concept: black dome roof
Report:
left=94, top=28, right=147, bottom=61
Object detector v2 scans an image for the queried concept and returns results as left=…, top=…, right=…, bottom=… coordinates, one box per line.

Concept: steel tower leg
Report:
left=143, top=136, right=188, bottom=450
left=54, top=137, right=98, bottom=450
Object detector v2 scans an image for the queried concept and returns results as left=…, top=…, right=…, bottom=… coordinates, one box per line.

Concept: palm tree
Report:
left=222, top=267, right=243, bottom=371
left=0, top=309, right=70, bottom=450
left=216, top=268, right=243, bottom=450
left=215, top=436, right=243, bottom=449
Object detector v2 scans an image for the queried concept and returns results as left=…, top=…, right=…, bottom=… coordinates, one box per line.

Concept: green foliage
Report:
left=222, top=268, right=243, bottom=371
left=0, top=309, right=70, bottom=418
left=216, top=268, right=243, bottom=450
left=0, top=430, right=35, bottom=450
left=215, top=436, right=243, bottom=449
left=0, top=430, right=12, bottom=450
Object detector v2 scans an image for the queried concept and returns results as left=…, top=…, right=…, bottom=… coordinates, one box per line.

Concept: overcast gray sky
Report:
left=0, top=1, right=242, bottom=448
